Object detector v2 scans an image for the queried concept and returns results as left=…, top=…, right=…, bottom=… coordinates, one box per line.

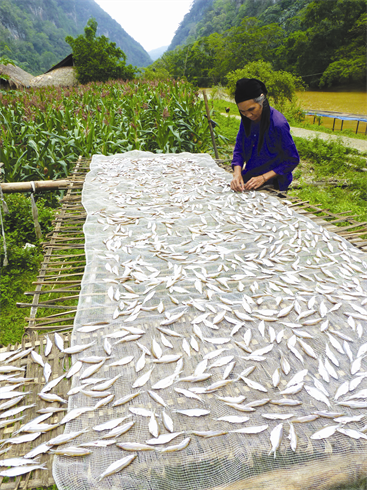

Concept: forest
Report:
left=0, top=0, right=152, bottom=74
left=148, top=0, right=366, bottom=89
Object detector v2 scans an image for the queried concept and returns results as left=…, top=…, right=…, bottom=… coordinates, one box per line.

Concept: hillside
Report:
left=158, top=0, right=366, bottom=89
left=0, top=0, right=152, bottom=75
left=168, top=0, right=300, bottom=50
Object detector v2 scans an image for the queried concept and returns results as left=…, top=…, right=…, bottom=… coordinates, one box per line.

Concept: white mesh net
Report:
left=53, top=151, right=367, bottom=490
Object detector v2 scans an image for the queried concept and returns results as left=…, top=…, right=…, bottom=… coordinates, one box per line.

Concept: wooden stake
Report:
left=202, top=90, right=219, bottom=159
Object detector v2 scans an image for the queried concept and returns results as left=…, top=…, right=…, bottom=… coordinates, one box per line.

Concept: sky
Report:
left=94, top=0, right=194, bottom=53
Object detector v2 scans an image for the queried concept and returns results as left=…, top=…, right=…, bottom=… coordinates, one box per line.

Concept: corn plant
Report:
left=0, top=79, right=224, bottom=182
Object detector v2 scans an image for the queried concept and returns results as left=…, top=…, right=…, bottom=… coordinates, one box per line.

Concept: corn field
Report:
left=0, top=79, right=222, bottom=182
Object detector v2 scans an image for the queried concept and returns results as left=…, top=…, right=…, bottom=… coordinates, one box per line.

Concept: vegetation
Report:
left=226, top=60, right=305, bottom=114
left=0, top=0, right=151, bottom=75
left=155, top=0, right=366, bottom=89
left=0, top=193, right=55, bottom=345
left=66, top=19, right=137, bottom=84
left=0, top=78, right=224, bottom=183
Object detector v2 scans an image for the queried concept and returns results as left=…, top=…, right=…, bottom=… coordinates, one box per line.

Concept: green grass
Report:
left=0, top=268, right=39, bottom=345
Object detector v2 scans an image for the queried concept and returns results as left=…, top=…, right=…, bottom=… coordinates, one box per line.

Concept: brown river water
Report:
left=296, top=91, right=367, bottom=133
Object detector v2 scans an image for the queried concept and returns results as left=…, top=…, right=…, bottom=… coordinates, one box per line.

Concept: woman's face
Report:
left=237, top=98, right=263, bottom=123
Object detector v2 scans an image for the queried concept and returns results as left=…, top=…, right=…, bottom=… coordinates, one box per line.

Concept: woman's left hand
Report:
left=244, top=175, right=265, bottom=190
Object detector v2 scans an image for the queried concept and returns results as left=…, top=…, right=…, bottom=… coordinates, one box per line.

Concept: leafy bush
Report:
left=0, top=194, right=56, bottom=345
left=0, top=193, right=55, bottom=302
left=226, top=61, right=305, bottom=107
left=226, top=61, right=306, bottom=122
left=1, top=194, right=55, bottom=248
left=66, top=18, right=137, bottom=84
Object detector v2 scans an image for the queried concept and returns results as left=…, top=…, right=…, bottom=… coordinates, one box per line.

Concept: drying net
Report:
left=53, top=151, right=367, bottom=490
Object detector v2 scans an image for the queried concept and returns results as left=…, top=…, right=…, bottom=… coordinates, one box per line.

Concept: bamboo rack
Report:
left=16, top=157, right=367, bottom=335
left=3, top=155, right=367, bottom=489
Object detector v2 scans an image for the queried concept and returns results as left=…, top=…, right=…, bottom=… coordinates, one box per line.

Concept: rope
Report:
left=0, top=181, right=8, bottom=266
left=0, top=202, right=8, bottom=267
left=0, top=185, right=9, bottom=215
left=29, top=182, right=42, bottom=241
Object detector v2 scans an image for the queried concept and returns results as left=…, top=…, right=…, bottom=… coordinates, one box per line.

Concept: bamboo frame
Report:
left=6, top=154, right=366, bottom=489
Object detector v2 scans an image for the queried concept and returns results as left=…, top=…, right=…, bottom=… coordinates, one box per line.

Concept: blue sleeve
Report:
left=271, top=121, right=299, bottom=176
left=231, top=121, right=245, bottom=169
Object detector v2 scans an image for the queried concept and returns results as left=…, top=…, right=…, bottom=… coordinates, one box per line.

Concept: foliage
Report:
left=66, top=18, right=137, bottom=84
left=0, top=53, right=14, bottom=81
left=160, top=0, right=366, bottom=89
left=0, top=54, right=14, bottom=65
left=290, top=136, right=367, bottom=221
left=169, top=0, right=294, bottom=50
left=274, top=0, right=367, bottom=87
left=0, top=0, right=151, bottom=75
left=1, top=193, right=55, bottom=246
left=319, top=13, right=367, bottom=87
left=226, top=61, right=305, bottom=114
left=0, top=194, right=56, bottom=345
left=151, top=19, right=283, bottom=87
left=0, top=79, right=225, bottom=182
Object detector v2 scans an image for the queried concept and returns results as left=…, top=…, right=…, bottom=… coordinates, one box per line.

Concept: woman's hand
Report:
left=244, top=175, right=265, bottom=190
left=244, top=171, right=277, bottom=190
left=231, top=166, right=245, bottom=192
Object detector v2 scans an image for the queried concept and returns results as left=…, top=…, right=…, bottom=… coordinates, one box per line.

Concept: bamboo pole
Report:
left=1, top=180, right=70, bottom=193
left=202, top=90, right=219, bottom=159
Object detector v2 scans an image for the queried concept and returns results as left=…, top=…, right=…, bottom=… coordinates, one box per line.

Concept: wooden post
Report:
left=202, top=90, right=219, bottom=160
left=1, top=179, right=69, bottom=194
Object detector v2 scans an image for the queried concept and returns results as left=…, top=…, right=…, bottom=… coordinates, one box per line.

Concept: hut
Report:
left=31, top=54, right=77, bottom=88
left=0, top=63, right=33, bottom=89
left=31, top=54, right=78, bottom=87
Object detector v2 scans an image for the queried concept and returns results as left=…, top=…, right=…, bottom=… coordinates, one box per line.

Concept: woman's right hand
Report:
left=231, top=166, right=245, bottom=192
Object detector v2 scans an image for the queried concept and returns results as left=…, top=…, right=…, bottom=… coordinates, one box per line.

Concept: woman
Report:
left=230, top=78, right=299, bottom=192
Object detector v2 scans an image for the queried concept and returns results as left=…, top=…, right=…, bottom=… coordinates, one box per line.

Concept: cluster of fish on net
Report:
left=1, top=151, right=367, bottom=489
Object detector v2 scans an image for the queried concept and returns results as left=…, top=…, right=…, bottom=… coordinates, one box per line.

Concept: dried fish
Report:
left=97, top=454, right=136, bottom=481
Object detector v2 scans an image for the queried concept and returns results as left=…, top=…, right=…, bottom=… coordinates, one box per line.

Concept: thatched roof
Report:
left=30, top=66, right=78, bottom=88
left=45, top=54, right=74, bottom=73
left=0, top=63, right=33, bottom=89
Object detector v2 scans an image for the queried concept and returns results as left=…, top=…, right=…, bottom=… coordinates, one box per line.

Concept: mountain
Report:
left=168, top=0, right=214, bottom=51
left=148, top=46, right=169, bottom=62
left=0, top=0, right=152, bottom=75
left=168, top=0, right=309, bottom=51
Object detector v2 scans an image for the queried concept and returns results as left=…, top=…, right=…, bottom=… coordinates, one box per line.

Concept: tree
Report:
left=65, top=18, right=136, bottom=84
left=226, top=60, right=304, bottom=110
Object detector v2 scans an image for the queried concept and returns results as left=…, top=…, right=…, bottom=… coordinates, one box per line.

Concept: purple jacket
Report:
left=231, top=107, right=299, bottom=190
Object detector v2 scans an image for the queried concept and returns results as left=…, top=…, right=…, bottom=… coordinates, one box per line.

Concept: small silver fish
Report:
left=230, top=425, right=268, bottom=434
left=0, top=465, right=46, bottom=478
left=97, top=454, right=136, bottom=481
left=146, top=432, right=184, bottom=445
left=310, top=425, right=338, bottom=440
left=269, top=423, right=283, bottom=458
left=117, top=442, right=154, bottom=451
left=101, top=421, right=135, bottom=439
left=158, top=437, right=191, bottom=452
left=50, top=447, right=92, bottom=457
left=132, top=368, right=154, bottom=388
